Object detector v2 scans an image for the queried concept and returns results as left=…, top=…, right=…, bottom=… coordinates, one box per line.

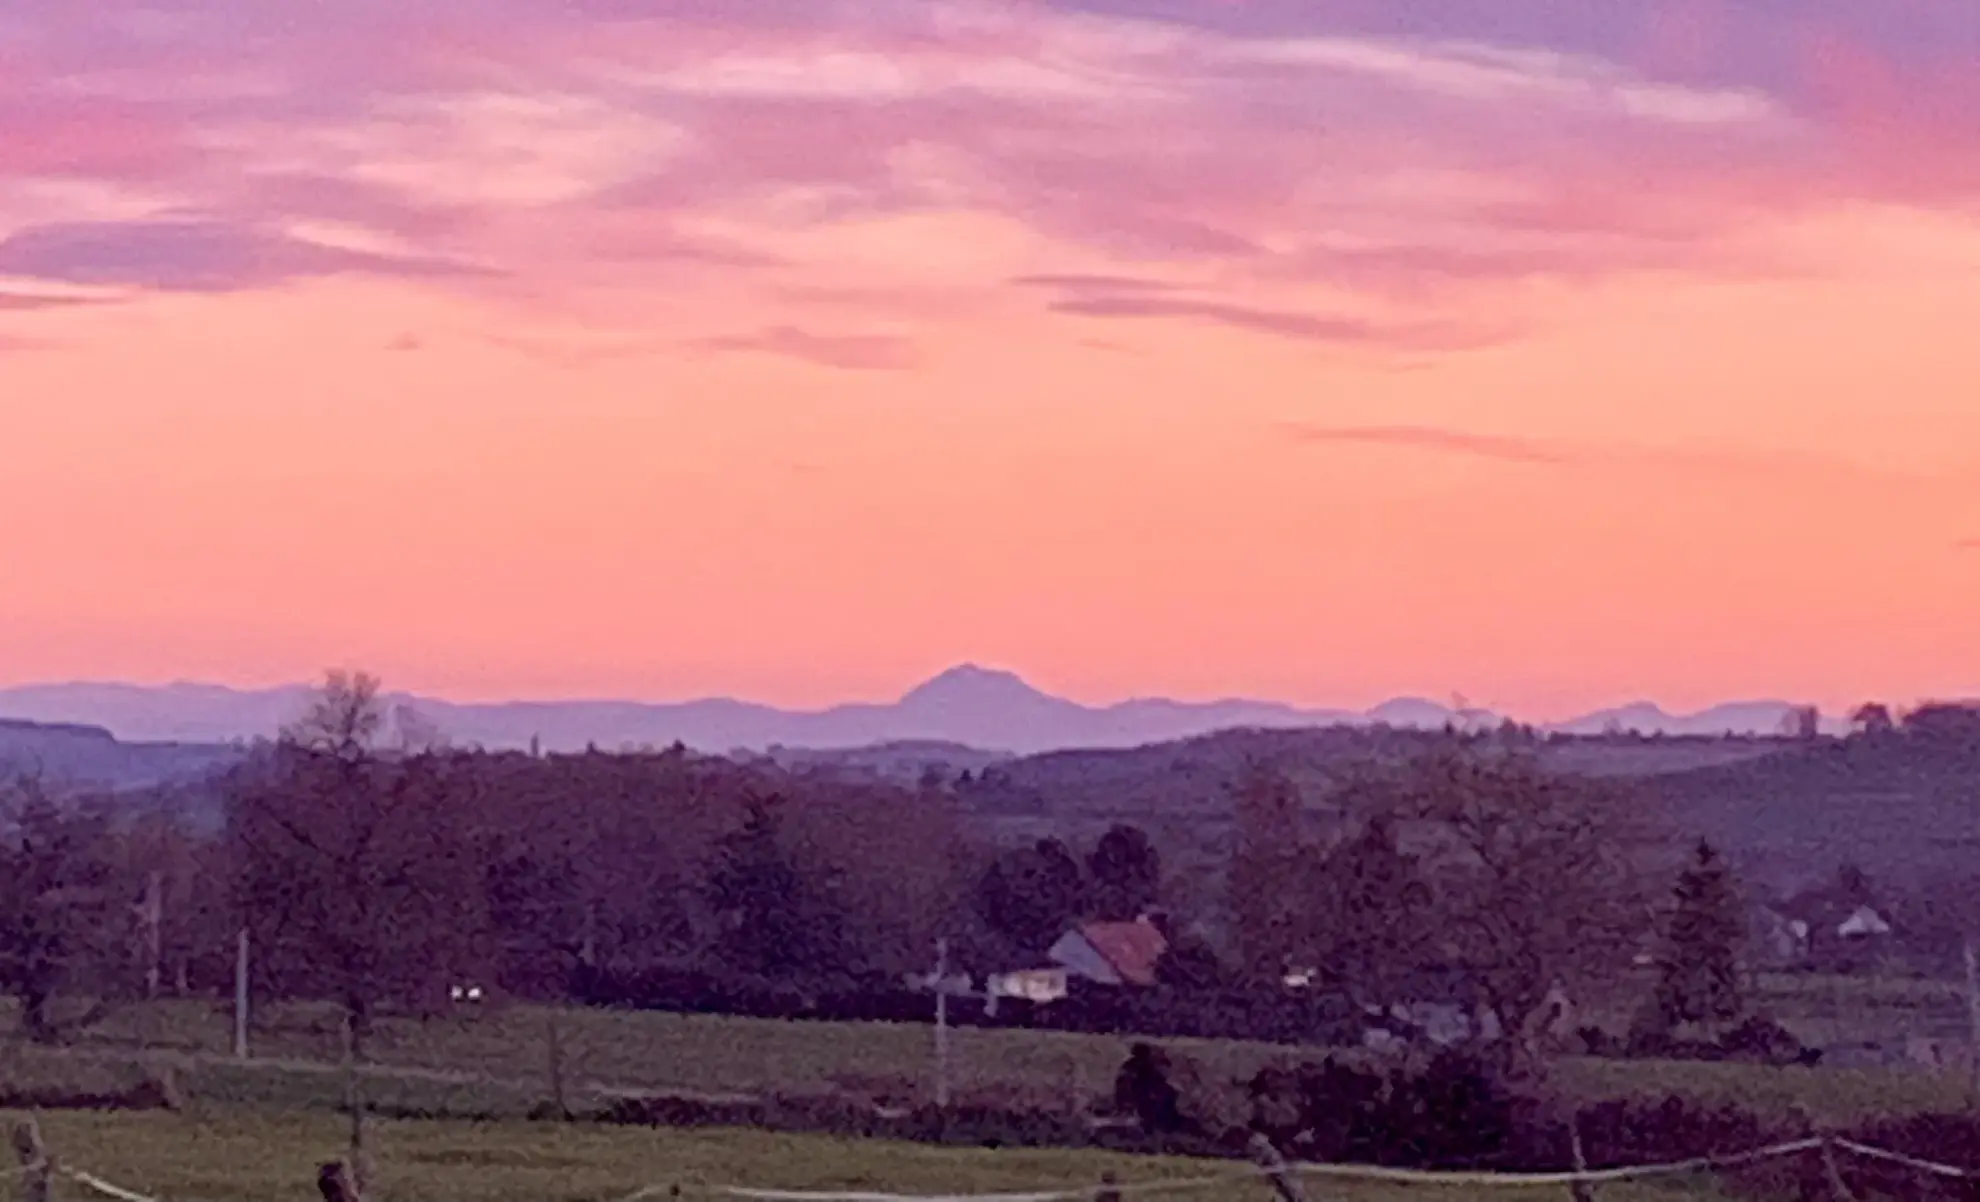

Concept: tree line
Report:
left=0, top=670, right=1854, bottom=1069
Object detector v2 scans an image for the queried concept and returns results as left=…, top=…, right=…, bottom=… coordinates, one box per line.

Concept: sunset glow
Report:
left=3, top=0, right=1977, bottom=719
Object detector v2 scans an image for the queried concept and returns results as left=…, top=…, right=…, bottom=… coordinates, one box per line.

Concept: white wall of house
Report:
left=989, top=968, right=1069, bottom=1003
left=1838, top=906, right=1892, bottom=938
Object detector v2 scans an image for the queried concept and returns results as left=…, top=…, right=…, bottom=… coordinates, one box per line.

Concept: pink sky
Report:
left=2, top=0, right=1977, bottom=719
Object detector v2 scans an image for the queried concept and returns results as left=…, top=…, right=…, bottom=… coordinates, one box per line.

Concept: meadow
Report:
left=0, top=972, right=1966, bottom=1202
left=3, top=976, right=1970, bottom=1130
left=1, top=1109, right=1756, bottom=1202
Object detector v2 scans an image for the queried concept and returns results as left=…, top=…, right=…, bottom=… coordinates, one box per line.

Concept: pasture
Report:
left=0, top=1110, right=1745, bottom=1202
left=2, top=979, right=1969, bottom=1128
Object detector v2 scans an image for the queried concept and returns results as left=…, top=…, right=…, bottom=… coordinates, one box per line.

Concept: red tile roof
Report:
left=1078, top=920, right=1169, bottom=987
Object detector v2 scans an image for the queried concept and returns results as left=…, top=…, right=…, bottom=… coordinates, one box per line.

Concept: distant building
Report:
left=1047, top=918, right=1170, bottom=988
left=986, top=967, right=1070, bottom=1005
left=1356, top=966, right=1574, bottom=1055
left=1762, top=883, right=1897, bottom=972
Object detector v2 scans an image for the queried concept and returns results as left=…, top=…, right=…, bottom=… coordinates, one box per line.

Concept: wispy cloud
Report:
left=1056, top=295, right=1397, bottom=345
left=692, top=326, right=918, bottom=372
left=0, top=291, right=108, bottom=311
left=1279, top=423, right=1570, bottom=464
left=0, top=221, right=485, bottom=293
left=1011, top=273, right=1182, bottom=294
left=0, top=0, right=1970, bottom=339
left=1957, top=538, right=1980, bottom=552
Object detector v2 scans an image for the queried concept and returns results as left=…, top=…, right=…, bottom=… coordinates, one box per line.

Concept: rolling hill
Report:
left=0, top=719, right=242, bottom=794
left=0, top=666, right=1843, bottom=755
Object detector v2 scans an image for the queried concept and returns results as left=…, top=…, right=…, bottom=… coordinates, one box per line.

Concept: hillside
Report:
left=0, top=719, right=242, bottom=794
left=1639, top=736, right=1980, bottom=891
left=0, top=668, right=1839, bottom=755
left=928, top=727, right=1967, bottom=895
left=4, top=685, right=1966, bottom=900
left=940, top=726, right=1784, bottom=828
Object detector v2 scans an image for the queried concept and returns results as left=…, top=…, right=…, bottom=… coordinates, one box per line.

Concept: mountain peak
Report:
left=899, top=664, right=1047, bottom=707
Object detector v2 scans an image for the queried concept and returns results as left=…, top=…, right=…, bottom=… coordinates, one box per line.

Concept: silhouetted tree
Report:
left=705, top=794, right=850, bottom=980
left=1849, top=702, right=1896, bottom=738
left=1655, top=840, right=1745, bottom=1027
left=975, top=837, right=1086, bottom=954
left=1834, top=861, right=1875, bottom=906
left=1155, top=933, right=1232, bottom=992
left=1901, top=702, right=1980, bottom=744
left=1088, top=824, right=1162, bottom=921
left=0, top=778, right=122, bottom=1042
left=227, top=672, right=483, bottom=1047
left=1310, top=811, right=1436, bottom=1011
left=1228, top=763, right=1311, bottom=984
left=484, top=849, right=588, bottom=996
left=1779, top=705, right=1821, bottom=740
left=1114, top=1042, right=1187, bottom=1133
left=1396, top=746, right=1647, bottom=1075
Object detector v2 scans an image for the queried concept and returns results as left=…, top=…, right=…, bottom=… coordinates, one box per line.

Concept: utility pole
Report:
left=234, top=928, right=251, bottom=1060
left=933, top=938, right=950, bottom=1110
left=1964, top=938, right=1980, bottom=1107
left=142, top=872, right=163, bottom=1001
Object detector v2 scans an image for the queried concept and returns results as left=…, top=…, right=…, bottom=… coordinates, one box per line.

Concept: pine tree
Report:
left=1655, top=839, right=1746, bottom=1027
left=706, top=795, right=849, bottom=981
left=1227, top=764, right=1310, bottom=983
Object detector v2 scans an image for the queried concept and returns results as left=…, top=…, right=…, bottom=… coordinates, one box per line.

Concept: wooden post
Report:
left=317, top=1160, right=363, bottom=1202
left=1964, top=939, right=1980, bottom=1108
left=933, top=938, right=951, bottom=1110
left=342, top=1011, right=370, bottom=1196
left=1568, top=1110, right=1595, bottom=1202
left=143, top=871, right=164, bottom=1001
left=234, top=927, right=251, bottom=1060
left=1093, top=1171, right=1121, bottom=1202
left=547, top=1013, right=570, bottom=1118
left=1819, top=1139, right=1855, bottom=1202
left=1249, top=1132, right=1307, bottom=1202
left=12, top=1119, right=52, bottom=1202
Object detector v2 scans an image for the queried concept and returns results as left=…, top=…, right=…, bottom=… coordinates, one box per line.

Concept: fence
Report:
left=14, top=1122, right=1980, bottom=1202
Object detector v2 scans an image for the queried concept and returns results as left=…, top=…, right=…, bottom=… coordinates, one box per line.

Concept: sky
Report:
left=2, top=0, right=1978, bottom=720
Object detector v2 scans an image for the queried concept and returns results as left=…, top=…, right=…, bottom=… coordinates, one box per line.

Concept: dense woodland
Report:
left=4, top=672, right=1977, bottom=1070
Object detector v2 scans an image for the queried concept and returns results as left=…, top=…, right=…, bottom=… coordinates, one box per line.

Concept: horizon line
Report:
left=1, top=669, right=1965, bottom=727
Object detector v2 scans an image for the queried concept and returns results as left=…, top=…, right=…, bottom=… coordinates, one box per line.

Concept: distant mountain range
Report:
left=0, top=666, right=1844, bottom=762
left=0, top=718, right=242, bottom=793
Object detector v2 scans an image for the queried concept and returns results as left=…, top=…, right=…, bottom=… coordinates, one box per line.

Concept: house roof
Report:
left=1077, top=920, right=1169, bottom=987
left=1778, top=888, right=1890, bottom=934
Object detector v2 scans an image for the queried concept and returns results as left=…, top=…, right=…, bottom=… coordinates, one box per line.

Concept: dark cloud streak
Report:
left=0, top=220, right=488, bottom=294
left=691, top=326, right=917, bottom=372
left=1278, top=423, right=1571, bottom=464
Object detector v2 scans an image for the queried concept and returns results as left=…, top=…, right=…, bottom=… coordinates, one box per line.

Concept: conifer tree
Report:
left=1656, top=839, right=1746, bottom=1026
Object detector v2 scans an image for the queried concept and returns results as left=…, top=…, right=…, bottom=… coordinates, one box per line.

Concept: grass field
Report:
left=3, top=990, right=1968, bottom=1129
left=1, top=991, right=1945, bottom=1202
left=0, top=1110, right=1746, bottom=1202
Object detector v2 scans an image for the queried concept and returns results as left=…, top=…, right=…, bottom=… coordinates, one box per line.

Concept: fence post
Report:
left=1249, top=1132, right=1307, bottom=1202
left=547, top=1013, right=570, bottom=1119
left=1819, top=1139, right=1855, bottom=1202
left=1093, top=1171, right=1121, bottom=1202
left=1568, top=1108, right=1596, bottom=1202
left=12, top=1119, right=52, bottom=1202
left=341, top=1011, right=371, bottom=1196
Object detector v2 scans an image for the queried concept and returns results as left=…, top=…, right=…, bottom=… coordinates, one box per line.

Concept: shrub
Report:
left=1719, top=1016, right=1810, bottom=1066
left=1113, top=1042, right=1189, bottom=1133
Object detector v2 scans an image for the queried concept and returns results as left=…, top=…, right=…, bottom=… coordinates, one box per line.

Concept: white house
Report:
left=986, top=967, right=1070, bottom=1004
